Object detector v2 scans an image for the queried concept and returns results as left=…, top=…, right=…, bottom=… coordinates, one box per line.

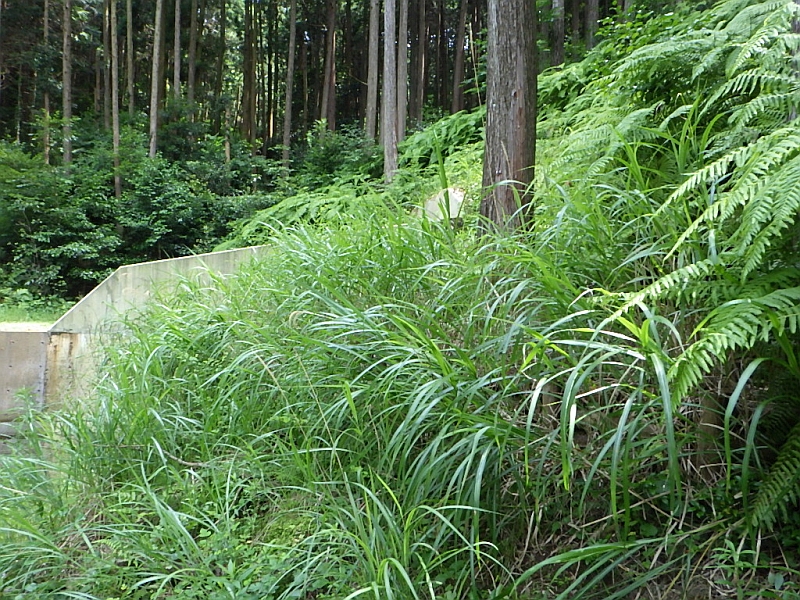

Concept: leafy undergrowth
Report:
left=0, top=288, right=71, bottom=322
left=0, top=201, right=794, bottom=599
left=5, top=0, right=800, bottom=598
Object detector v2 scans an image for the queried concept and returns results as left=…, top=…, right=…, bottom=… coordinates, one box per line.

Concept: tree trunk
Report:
left=408, top=0, right=426, bottom=125
left=149, top=0, right=165, bottom=157
left=242, top=0, right=256, bottom=143
left=480, top=0, right=537, bottom=231
left=94, top=48, right=102, bottom=114
left=282, top=0, right=297, bottom=166
left=300, top=25, right=308, bottom=134
left=623, top=0, right=634, bottom=18
left=342, top=0, right=354, bottom=117
left=586, top=0, right=598, bottom=49
left=383, top=0, right=398, bottom=180
left=62, top=0, right=73, bottom=166
left=553, top=0, right=565, bottom=66
left=436, top=0, right=446, bottom=109
left=127, top=0, right=134, bottom=116
left=103, top=0, right=111, bottom=129
left=397, top=0, right=408, bottom=141
left=43, top=0, right=51, bottom=165
left=173, top=0, right=181, bottom=99
left=187, top=0, right=198, bottom=104
left=0, top=0, right=4, bottom=110
left=539, top=2, right=550, bottom=69
left=571, top=0, right=581, bottom=59
left=451, top=0, right=468, bottom=113
left=213, top=0, right=226, bottom=134
left=365, top=0, right=380, bottom=140
left=320, top=0, right=337, bottom=130
left=111, top=0, right=121, bottom=197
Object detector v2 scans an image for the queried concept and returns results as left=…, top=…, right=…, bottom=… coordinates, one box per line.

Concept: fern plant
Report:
left=614, top=0, right=800, bottom=530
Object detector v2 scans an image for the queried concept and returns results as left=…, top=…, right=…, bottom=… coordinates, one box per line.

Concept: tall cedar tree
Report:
left=365, top=0, right=380, bottom=140
left=282, top=0, right=297, bottom=166
left=62, top=0, right=73, bottom=166
left=111, top=0, right=121, bottom=197
left=480, top=0, right=537, bottom=230
left=149, top=0, right=165, bottom=157
left=382, top=0, right=398, bottom=181
left=43, top=0, right=50, bottom=165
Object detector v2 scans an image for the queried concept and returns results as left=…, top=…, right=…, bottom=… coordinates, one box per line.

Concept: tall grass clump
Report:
left=4, top=0, right=800, bottom=598
left=0, top=192, right=758, bottom=598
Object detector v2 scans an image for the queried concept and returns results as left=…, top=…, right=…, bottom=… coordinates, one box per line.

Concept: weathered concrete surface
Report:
left=53, top=246, right=269, bottom=333
left=0, top=326, right=49, bottom=420
left=1, top=245, right=270, bottom=421
left=45, top=332, right=96, bottom=408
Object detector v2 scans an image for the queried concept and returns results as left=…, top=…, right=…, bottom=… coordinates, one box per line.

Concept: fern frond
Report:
left=619, top=257, right=723, bottom=311
left=735, top=154, right=800, bottom=277
left=619, top=36, right=723, bottom=79
left=670, top=287, right=800, bottom=399
left=726, top=26, right=781, bottom=77
left=757, top=395, right=800, bottom=451
left=750, top=419, right=800, bottom=530
left=665, top=127, right=800, bottom=232
left=722, top=0, right=793, bottom=45
left=731, top=90, right=800, bottom=128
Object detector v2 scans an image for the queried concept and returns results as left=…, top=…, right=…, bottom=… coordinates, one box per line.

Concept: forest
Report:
left=3, top=0, right=800, bottom=598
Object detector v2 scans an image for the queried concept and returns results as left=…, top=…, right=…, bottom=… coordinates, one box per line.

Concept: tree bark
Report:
left=320, top=0, right=337, bottom=130
left=623, top=0, right=634, bottom=18
left=282, top=0, right=297, bottom=166
left=212, top=0, right=226, bottom=134
left=103, top=0, right=111, bottom=129
left=111, top=0, right=121, bottom=197
left=586, top=0, right=598, bottom=49
left=242, top=0, right=256, bottom=143
left=436, top=0, right=446, bottom=109
left=365, top=0, right=380, bottom=140
left=480, top=0, right=537, bottom=231
left=408, top=0, right=426, bottom=124
left=0, top=0, right=4, bottom=110
left=300, top=23, right=309, bottom=134
left=397, top=0, right=409, bottom=141
left=62, top=0, right=73, bottom=166
left=126, top=0, right=134, bottom=115
left=43, top=0, right=51, bottom=165
left=187, top=0, right=198, bottom=104
left=383, top=0, right=398, bottom=180
left=553, top=0, right=565, bottom=66
left=173, top=0, right=181, bottom=99
left=94, top=48, right=101, bottom=114
left=451, top=0, right=468, bottom=113
left=149, top=0, right=165, bottom=157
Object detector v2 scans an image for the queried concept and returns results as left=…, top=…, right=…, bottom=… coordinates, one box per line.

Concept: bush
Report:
left=295, top=121, right=383, bottom=187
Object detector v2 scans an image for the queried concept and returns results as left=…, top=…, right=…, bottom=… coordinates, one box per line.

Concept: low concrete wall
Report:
left=1, top=246, right=269, bottom=422
left=53, top=246, right=269, bottom=333
left=0, top=325, right=49, bottom=420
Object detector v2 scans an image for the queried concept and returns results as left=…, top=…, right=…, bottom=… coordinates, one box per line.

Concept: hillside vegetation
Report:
left=3, top=0, right=800, bottom=598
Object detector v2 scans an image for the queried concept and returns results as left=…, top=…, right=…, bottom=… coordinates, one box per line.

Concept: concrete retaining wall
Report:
left=53, top=245, right=269, bottom=333
left=0, top=326, right=49, bottom=420
left=1, top=246, right=269, bottom=423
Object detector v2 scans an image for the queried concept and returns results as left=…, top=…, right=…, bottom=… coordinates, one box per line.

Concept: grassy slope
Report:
left=3, top=1, right=800, bottom=598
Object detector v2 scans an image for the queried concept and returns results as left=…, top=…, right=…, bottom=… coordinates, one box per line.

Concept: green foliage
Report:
left=399, top=107, right=485, bottom=169
left=7, top=1, right=800, bottom=598
left=0, top=121, right=285, bottom=297
left=295, top=121, right=383, bottom=187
